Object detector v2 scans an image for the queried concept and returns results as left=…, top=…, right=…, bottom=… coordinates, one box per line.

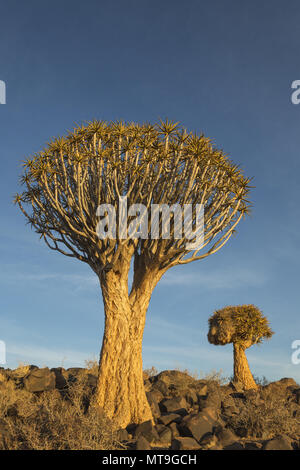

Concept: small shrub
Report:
left=226, top=387, right=300, bottom=439
left=143, top=366, right=159, bottom=378
left=252, top=375, right=270, bottom=386
left=199, top=369, right=228, bottom=386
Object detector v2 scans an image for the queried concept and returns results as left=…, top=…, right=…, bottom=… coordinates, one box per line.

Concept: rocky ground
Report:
left=0, top=365, right=300, bottom=450
left=135, top=370, right=300, bottom=450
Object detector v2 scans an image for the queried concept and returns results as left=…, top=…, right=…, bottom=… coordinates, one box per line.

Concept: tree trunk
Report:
left=96, top=263, right=161, bottom=429
left=233, top=342, right=258, bottom=390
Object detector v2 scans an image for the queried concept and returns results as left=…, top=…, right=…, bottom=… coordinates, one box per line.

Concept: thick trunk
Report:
left=233, top=343, right=258, bottom=390
left=96, top=265, right=161, bottom=429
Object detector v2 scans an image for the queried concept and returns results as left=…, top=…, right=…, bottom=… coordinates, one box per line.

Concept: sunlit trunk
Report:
left=233, top=342, right=258, bottom=390
left=96, top=266, right=160, bottom=429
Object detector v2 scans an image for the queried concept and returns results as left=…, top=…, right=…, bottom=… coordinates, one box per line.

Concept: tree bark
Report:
left=233, top=342, right=258, bottom=390
left=95, top=262, right=162, bottom=429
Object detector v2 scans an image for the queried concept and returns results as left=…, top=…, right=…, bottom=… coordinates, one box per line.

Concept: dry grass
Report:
left=143, top=366, right=159, bottom=378
left=226, top=387, right=300, bottom=439
left=166, top=366, right=227, bottom=385
left=199, top=369, right=228, bottom=386
left=3, top=360, right=296, bottom=449
left=0, top=365, right=121, bottom=450
left=84, top=358, right=99, bottom=376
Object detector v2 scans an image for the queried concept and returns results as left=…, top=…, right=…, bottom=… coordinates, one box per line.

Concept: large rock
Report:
left=147, top=389, right=164, bottom=403
left=155, top=370, right=195, bottom=388
left=152, top=380, right=169, bottom=396
left=160, top=397, right=189, bottom=416
left=136, top=435, right=151, bottom=450
left=244, top=441, right=263, bottom=450
left=23, top=367, right=56, bottom=392
left=11, top=365, right=38, bottom=378
left=152, top=370, right=196, bottom=398
left=263, top=435, right=293, bottom=450
left=134, top=420, right=160, bottom=443
left=223, top=442, right=244, bottom=450
left=185, top=389, right=198, bottom=406
left=215, top=427, right=238, bottom=447
left=158, top=426, right=172, bottom=445
left=65, top=367, right=85, bottom=384
left=10, top=365, right=38, bottom=388
left=201, top=406, right=220, bottom=422
left=200, top=432, right=218, bottom=449
left=169, top=422, right=180, bottom=438
left=51, top=368, right=67, bottom=390
left=199, top=389, right=221, bottom=412
left=179, top=411, right=214, bottom=442
left=171, top=437, right=201, bottom=450
left=264, top=378, right=298, bottom=396
left=158, top=413, right=182, bottom=426
left=276, top=378, right=298, bottom=387
left=146, top=392, right=161, bottom=418
left=66, top=367, right=85, bottom=375
left=116, top=428, right=130, bottom=442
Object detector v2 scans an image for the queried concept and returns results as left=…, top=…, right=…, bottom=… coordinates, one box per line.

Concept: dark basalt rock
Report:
left=23, top=367, right=56, bottom=393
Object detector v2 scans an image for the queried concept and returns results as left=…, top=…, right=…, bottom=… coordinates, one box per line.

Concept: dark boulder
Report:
left=263, top=435, right=293, bottom=450
left=152, top=380, right=169, bottom=396
left=158, top=413, right=182, bottom=426
left=146, top=391, right=162, bottom=418
left=179, top=411, right=214, bottom=442
left=158, top=426, right=172, bottom=445
left=23, top=367, right=56, bottom=392
left=116, top=428, right=130, bottom=442
left=51, top=368, right=67, bottom=389
left=159, top=397, right=189, bottom=416
left=171, top=437, right=201, bottom=450
left=134, top=420, right=160, bottom=443
left=136, top=435, right=151, bottom=450
left=215, top=427, right=238, bottom=447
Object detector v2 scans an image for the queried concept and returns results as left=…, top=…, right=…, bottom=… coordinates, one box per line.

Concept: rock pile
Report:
left=0, top=366, right=96, bottom=393
left=128, top=370, right=300, bottom=450
left=1, top=366, right=300, bottom=450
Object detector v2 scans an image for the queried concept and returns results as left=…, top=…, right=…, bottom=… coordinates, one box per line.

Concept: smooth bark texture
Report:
left=233, top=342, right=258, bottom=390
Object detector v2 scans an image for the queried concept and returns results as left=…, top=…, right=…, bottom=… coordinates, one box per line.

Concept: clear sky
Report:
left=1, top=0, right=300, bottom=382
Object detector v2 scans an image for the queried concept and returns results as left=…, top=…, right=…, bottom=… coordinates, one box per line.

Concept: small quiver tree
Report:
left=208, top=304, right=273, bottom=390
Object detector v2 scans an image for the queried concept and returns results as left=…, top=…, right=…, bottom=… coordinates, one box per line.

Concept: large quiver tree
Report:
left=15, top=119, right=251, bottom=428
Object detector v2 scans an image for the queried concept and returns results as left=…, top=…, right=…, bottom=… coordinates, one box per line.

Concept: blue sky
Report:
left=1, top=0, right=300, bottom=382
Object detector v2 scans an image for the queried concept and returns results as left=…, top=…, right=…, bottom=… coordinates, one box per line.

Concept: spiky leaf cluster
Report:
left=15, top=119, right=252, bottom=275
left=208, top=304, right=274, bottom=346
